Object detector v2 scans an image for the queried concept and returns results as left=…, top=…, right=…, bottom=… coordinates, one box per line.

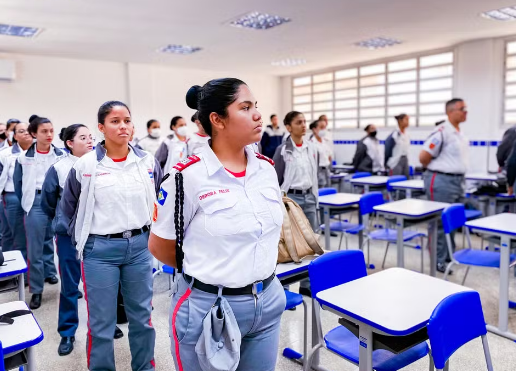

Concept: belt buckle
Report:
left=122, top=230, right=132, bottom=239
left=252, top=281, right=264, bottom=296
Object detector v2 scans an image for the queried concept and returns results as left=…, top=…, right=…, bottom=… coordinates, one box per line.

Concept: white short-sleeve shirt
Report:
left=289, top=139, right=314, bottom=190
left=423, top=121, right=469, bottom=174
left=152, top=145, right=283, bottom=288
left=387, top=130, right=410, bottom=169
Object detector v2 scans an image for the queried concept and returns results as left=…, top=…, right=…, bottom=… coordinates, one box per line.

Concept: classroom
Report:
left=1, top=1, right=516, bottom=370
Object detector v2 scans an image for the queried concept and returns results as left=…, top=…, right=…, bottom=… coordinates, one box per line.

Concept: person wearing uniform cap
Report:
left=135, top=119, right=163, bottom=156
left=352, top=124, right=384, bottom=174
left=187, top=112, right=210, bottom=156
left=149, top=78, right=286, bottom=371
left=14, top=115, right=65, bottom=309
left=419, top=98, right=469, bottom=273
left=61, top=101, right=161, bottom=371
left=155, top=116, right=189, bottom=174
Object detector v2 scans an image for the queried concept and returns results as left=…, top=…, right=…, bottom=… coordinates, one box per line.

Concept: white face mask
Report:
left=319, top=129, right=327, bottom=138
left=149, top=128, right=161, bottom=139
left=8, top=131, right=14, bottom=142
left=176, top=126, right=188, bottom=137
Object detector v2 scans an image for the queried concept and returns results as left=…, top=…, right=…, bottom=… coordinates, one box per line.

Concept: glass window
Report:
left=388, top=58, right=417, bottom=72
left=506, top=98, right=516, bottom=111
left=293, top=86, right=311, bottom=96
left=335, top=68, right=358, bottom=80
left=313, top=101, right=334, bottom=111
left=360, top=107, right=386, bottom=118
left=360, top=118, right=385, bottom=127
left=313, top=82, right=333, bottom=93
left=336, top=89, right=358, bottom=99
left=388, top=105, right=416, bottom=116
left=335, top=99, right=358, bottom=109
left=335, top=110, right=358, bottom=119
left=335, top=119, right=358, bottom=128
left=389, top=82, right=417, bottom=94
left=360, top=85, right=386, bottom=97
left=420, top=65, right=453, bottom=80
left=313, top=73, right=333, bottom=84
left=388, top=70, right=417, bottom=83
left=313, top=92, right=333, bottom=102
left=420, top=78, right=453, bottom=91
left=361, top=97, right=385, bottom=107
left=293, top=95, right=311, bottom=104
left=335, top=79, right=358, bottom=90
left=507, top=41, right=516, bottom=55
left=388, top=94, right=416, bottom=105
left=419, top=115, right=446, bottom=126
left=360, top=64, right=386, bottom=76
left=420, top=91, right=452, bottom=103
left=420, top=103, right=444, bottom=115
left=293, top=104, right=311, bottom=113
left=293, top=76, right=311, bottom=86
left=420, top=52, right=453, bottom=67
left=360, top=74, right=386, bottom=87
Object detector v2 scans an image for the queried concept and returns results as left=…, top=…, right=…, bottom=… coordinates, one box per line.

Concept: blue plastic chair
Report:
left=386, top=175, right=407, bottom=201
left=318, top=187, right=337, bottom=197
left=442, top=204, right=516, bottom=284
left=152, top=264, right=175, bottom=290
left=303, top=250, right=429, bottom=371
left=428, top=291, right=493, bottom=371
left=282, top=290, right=308, bottom=366
left=0, top=341, right=4, bottom=371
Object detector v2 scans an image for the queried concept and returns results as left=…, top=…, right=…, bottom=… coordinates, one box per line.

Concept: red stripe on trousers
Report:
left=172, top=288, right=192, bottom=371
left=81, top=261, right=93, bottom=370
left=429, top=173, right=437, bottom=201
left=149, top=301, right=155, bottom=368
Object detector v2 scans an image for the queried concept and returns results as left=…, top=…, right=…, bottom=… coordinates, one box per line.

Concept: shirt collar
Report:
left=201, top=143, right=258, bottom=178
left=445, top=120, right=460, bottom=133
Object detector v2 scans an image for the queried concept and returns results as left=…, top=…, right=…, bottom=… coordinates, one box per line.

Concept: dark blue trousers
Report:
left=57, top=234, right=81, bottom=337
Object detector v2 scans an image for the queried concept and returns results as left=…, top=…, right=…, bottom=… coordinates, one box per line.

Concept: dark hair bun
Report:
left=29, top=115, right=39, bottom=124
left=186, top=85, right=201, bottom=110
left=59, top=127, right=67, bottom=141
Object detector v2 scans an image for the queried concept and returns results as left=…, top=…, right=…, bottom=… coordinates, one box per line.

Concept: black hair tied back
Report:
left=186, top=85, right=202, bottom=110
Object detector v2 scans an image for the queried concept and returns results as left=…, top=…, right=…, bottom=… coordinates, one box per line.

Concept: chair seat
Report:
left=321, top=221, right=362, bottom=233
left=368, top=229, right=425, bottom=243
left=454, top=249, right=516, bottom=268
left=324, top=326, right=429, bottom=371
left=162, top=265, right=175, bottom=275
left=464, top=209, right=482, bottom=220
left=284, top=290, right=303, bottom=311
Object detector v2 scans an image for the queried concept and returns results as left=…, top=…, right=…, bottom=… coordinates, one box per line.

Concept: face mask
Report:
left=369, top=131, right=378, bottom=138
left=149, top=128, right=161, bottom=139
left=0, top=132, right=6, bottom=140
left=176, top=126, right=188, bottom=137
left=319, top=130, right=327, bottom=138
left=8, top=132, right=14, bottom=142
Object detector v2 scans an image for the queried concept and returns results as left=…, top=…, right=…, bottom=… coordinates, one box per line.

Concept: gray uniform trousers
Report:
left=170, top=275, right=286, bottom=371
left=317, top=167, right=331, bottom=188
left=390, top=156, right=410, bottom=179
left=82, top=231, right=155, bottom=371
left=4, top=192, right=27, bottom=261
left=0, top=198, right=13, bottom=251
left=25, top=193, right=57, bottom=294
left=423, top=171, right=465, bottom=266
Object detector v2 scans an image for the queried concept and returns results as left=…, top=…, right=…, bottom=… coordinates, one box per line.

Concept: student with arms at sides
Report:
left=155, top=116, right=189, bottom=174
left=61, top=101, right=162, bottom=371
left=149, top=78, right=286, bottom=371
left=187, top=112, right=210, bottom=156
left=309, top=119, right=333, bottom=188
left=135, top=119, right=163, bottom=156
left=14, top=115, right=65, bottom=309
left=352, top=124, right=384, bottom=174
left=385, top=114, right=411, bottom=178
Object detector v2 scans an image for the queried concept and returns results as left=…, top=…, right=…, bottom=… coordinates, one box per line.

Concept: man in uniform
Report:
left=419, top=98, right=469, bottom=273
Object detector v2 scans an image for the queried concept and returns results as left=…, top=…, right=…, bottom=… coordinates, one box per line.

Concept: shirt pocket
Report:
left=200, top=195, right=244, bottom=236
left=94, top=174, right=117, bottom=204
left=259, top=188, right=284, bottom=226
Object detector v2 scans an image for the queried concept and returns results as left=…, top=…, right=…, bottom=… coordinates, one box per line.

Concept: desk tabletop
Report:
left=350, top=176, right=390, bottom=185
left=0, top=301, right=44, bottom=354
left=333, top=165, right=354, bottom=170
left=330, top=173, right=348, bottom=179
left=0, top=250, right=27, bottom=278
left=317, top=268, right=470, bottom=336
left=390, top=179, right=425, bottom=190
left=319, top=193, right=361, bottom=207
left=466, top=213, right=516, bottom=237
left=374, top=199, right=448, bottom=218
left=466, top=173, right=497, bottom=182
left=276, top=255, right=320, bottom=279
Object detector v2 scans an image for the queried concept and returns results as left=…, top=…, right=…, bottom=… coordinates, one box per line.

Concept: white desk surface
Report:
left=333, top=165, right=354, bottom=170
left=319, top=193, right=361, bottom=207
left=374, top=199, right=448, bottom=218
left=317, top=268, right=471, bottom=336
left=330, top=174, right=348, bottom=179
left=390, top=179, right=425, bottom=190
left=466, top=213, right=516, bottom=237
left=0, top=250, right=27, bottom=278
left=276, top=255, right=319, bottom=279
left=0, top=301, right=44, bottom=354
left=466, top=173, right=497, bottom=182
left=350, top=176, right=390, bottom=185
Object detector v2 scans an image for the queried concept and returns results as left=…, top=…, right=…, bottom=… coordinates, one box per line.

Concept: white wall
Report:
left=0, top=53, right=281, bottom=141
left=279, top=37, right=512, bottom=173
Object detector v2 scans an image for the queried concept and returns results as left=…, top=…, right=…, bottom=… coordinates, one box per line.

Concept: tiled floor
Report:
left=2, top=231, right=516, bottom=370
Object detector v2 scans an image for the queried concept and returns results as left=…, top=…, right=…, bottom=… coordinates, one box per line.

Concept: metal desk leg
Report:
left=488, top=196, right=496, bottom=216
left=364, top=185, right=370, bottom=193
left=19, top=273, right=25, bottom=301
left=396, top=216, right=404, bottom=268
left=487, top=237, right=516, bottom=340
left=406, top=189, right=412, bottom=199
left=428, top=217, right=437, bottom=277
left=324, top=205, right=331, bottom=250
left=358, top=325, right=373, bottom=371
left=27, top=346, right=35, bottom=371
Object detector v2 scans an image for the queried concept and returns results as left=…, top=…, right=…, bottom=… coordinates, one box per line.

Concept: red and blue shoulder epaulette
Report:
left=256, top=153, right=274, bottom=166
left=173, top=155, right=201, bottom=172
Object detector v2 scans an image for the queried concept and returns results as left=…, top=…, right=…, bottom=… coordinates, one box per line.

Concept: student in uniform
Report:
left=260, top=114, right=285, bottom=159
left=135, top=119, right=163, bottom=156
left=0, top=122, right=32, bottom=262
left=149, top=78, right=286, bottom=371
left=155, top=116, right=189, bottom=174
left=352, top=124, right=384, bottom=174
left=419, top=98, right=469, bottom=273
left=14, top=115, right=65, bottom=309
left=41, top=125, right=93, bottom=356
left=385, top=114, right=411, bottom=178
left=309, top=120, right=332, bottom=188
left=3, top=119, right=20, bottom=149
left=187, top=112, right=210, bottom=156
left=61, top=101, right=160, bottom=371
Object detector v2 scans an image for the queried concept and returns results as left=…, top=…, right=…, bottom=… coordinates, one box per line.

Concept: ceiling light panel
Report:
left=355, top=37, right=402, bottom=50
left=230, top=12, right=291, bottom=30
left=0, top=24, right=41, bottom=38
left=158, top=45, right=202, bottom=55
left=271, top=58, right=306, bottom=67
left=481, top=6, right=516, bottom=21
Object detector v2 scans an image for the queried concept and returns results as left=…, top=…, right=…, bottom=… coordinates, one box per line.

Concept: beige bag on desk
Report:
left=277, top=196, right=324, bottom=263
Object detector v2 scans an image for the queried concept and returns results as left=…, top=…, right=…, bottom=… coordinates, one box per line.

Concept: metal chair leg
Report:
left=338, top=232, right=344, bottom=251
left=382, top=243, right=390, bottom=269
left=443, top=262, right=455, bottom=281
left=303, top=344, right=324, bottom=371
left=421, top=237, right=425, bottom=273
left=461, top=266, right=471, bottom=286
left=302, top=299, right=308, bottom=367
left=482, top=335, right=494, bottom=371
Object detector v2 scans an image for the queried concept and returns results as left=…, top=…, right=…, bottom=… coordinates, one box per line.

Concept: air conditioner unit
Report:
left=0, top=60, right=16, bottom=81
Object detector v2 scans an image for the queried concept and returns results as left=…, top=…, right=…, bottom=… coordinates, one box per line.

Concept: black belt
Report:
left=97, top=225, right=149, bottom=239
left=183, top=273, right=275, bottom=296
left=428, top=170, right=464, bottom=177
left=36, top=190, right=42, bottom=194
left=288, top=188, right=312, bottom=195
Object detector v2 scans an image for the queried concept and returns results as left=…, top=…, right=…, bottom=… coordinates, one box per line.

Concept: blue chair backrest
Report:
left=359, top=191, right=384, bottom=216
left=309, top=250, right=367, bottom=298
left=332, top=160, right=337, bottom=166
left=319, top=187, right=337, bottom=196
left=352, top=172, right=371, bottom=179
left=409, top=166, right=414, bottom=177
left=442, top=204, right=466, bottom=234
left=428, top=291, right=487, bottom=369
left=0, top=340, right=4, bottom=371
left=386, top=175, right=408, bottom=192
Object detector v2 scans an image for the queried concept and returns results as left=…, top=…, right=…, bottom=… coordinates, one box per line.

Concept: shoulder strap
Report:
left=256, top=153, right=275, bottom=166
left=172, top=155, right=201, bottom=172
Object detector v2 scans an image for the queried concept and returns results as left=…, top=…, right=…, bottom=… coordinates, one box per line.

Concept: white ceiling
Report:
left=2, top=0, right=516, bottom=76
